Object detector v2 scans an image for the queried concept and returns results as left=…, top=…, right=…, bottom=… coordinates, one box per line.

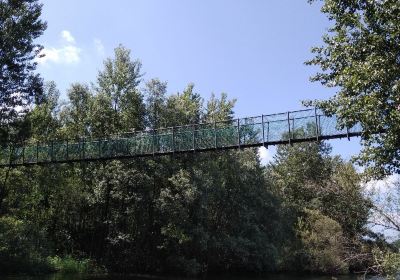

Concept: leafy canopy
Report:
left=306, top=0, right=400, bottom=178
left=0, top=0, right=47, bottom=142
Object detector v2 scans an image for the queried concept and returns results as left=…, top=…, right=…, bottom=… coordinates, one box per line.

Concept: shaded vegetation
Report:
left=0, top=44, right=379, bottom=277
left=0, top=0, right=399, bottom=278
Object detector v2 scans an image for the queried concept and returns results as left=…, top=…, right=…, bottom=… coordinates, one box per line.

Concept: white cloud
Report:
left=94, top=38, right=105, bottom=57
left=39, top=45, right=81, bottom=65
left=258, top=147, right=273, bottom=166
left=38, top=30, right=81, bottom=65
left=61, top=30, right=75, bottom=44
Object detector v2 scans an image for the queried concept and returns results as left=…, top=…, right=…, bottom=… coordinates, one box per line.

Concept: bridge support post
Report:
left=237, top=119, right=241, bottom=148
left=172, top=127, right=175, bottom=154
left=98, top=139, right=102, bottom=159
left=152, top=130, right=156, bottom=156
left=346, top=127, right=350, bottom=141
left=314, top=107, right=319, bottom=141
left=287, top=112, right=292, bottom=145
left=261, top=115, right=266, bottom=148
left=192, top=124, right=196, bottom=152
left=214, top=121, right=217, bottom=149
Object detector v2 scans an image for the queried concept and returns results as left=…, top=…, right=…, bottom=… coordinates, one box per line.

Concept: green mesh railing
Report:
left=0, top=108, right=362, bottom=166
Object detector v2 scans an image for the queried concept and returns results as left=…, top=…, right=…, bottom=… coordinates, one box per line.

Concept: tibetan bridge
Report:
left=0, top=108, right=362, bottom=167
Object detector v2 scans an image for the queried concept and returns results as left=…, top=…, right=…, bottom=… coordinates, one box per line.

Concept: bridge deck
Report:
left=0, top=108, right=362, bottom=167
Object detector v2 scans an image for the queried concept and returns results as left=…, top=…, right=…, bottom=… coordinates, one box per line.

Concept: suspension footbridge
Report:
left=0, top=108, right=362, bottom=167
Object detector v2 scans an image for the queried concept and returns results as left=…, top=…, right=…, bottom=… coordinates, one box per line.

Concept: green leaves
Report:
left=308, top=0, right=400, bottom=178
left=96, top=45, right=145, bottom=132
left=0, top=0, right=47, bottom=143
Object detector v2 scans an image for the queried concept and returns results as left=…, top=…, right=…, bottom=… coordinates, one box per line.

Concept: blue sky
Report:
left=36, top=0, right=362, bottom=163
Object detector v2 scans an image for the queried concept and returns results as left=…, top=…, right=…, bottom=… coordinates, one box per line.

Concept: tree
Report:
left=29, top=81, right=60, bottom=141
left=97, top=45, right=145, bottom=132
left=165, top=84, right=203, bottom=126
left=60, top=83, right=92, bottom=138
left=266, top=129, right=371, bottom=273
left=268, top=139, right=332, bottom=208
left=0, top=0, right=47, bottom=143
left=296, top=209, right=347, bottom=274
left=268, top=138, right=370, bottom=237
left=306, top=0, right=400, bottom=178
left=204, top=93, right=236, bottom=122
left=143, top=78, right=168, bottom=129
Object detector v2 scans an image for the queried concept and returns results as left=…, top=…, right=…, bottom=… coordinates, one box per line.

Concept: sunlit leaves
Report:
left=307, top=0, right=400, bottom=178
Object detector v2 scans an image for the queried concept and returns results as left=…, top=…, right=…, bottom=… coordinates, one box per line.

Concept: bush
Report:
left=0, top=216, right=52, bottom=274
left=47, top=255, right=105, bottom=274
left=295, top=209, right=348, bottom=274
left=372, top=249, right=400, bottom=280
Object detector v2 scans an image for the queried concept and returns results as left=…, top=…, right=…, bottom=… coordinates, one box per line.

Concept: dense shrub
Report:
left=0, top=216, right=51, bottom=274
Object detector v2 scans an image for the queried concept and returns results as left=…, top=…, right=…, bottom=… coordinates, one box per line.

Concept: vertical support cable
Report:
left=314, top=107, right=319, bottom=141
left=237, top=119, right=241, bottom=148
left=266, top=121, right=270, bottom=148
left=214, top=121, right=217, bottom=149
left=51, top=141, right=54, bottom=162
left=125, top=137, right=129, bottom=156
left=346, top=127, right=350, bottom=141
left=261, top=115, right=265, bottom=147
left=287, top=112, right=291, bottom=145
left=152, top=130, right=156, bottom=156
left=97, top=138, right=102, bottom=158
left=318, top=115, right=321, bottom=138
left=192, top=124, right=196, bottom=152
left=172, top=127, right=175, bottom=154
left=292, top=118, right=295, bottom=139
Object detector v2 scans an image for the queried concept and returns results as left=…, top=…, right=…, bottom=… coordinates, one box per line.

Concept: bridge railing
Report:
left=0, top=108, right=362, bottom=166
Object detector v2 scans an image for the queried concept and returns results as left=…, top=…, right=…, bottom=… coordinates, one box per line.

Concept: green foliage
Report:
left=47, top=256, right=98, bottom=274
left=267, top=132, right=371, bottom=273
left=0, top=36, right=375, bottom=276
left=144, top=78, right=168, bottom=129
left=371, top=249, right=400, bottom=280
left=205, top=92, right=236, bottom=122
left=381, top=252, right=400, bottom=280
left=0, top=0, right=47, bottom=143
left=296, top=209, right=347, bottom=274
left=0, top=216, right=51, bottom=274
left=165, top=83, right=203, bottom=126
left=97, top=44, right=145, bottom=132
left=307, top=0, right=400, bottom=178
left=59, top=83, right=92, bottom=138
left=29, top=81, right=61, bottom=141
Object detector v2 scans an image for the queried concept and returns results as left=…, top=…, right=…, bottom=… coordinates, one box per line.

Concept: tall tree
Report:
left=165, top=83, right=203, bottom=126
left=0, top=0, right=47, bottom=143
left=29, top=81, right=60, bottom=141
left=97, top=45, right=145, bottom=133
left=306, top=0, right=400, bottom=178
left=144, top=78, right=167, bottom=129
left=204, top=93, right=236, bottom=122
left=60, top=83, right=92, bottom=138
